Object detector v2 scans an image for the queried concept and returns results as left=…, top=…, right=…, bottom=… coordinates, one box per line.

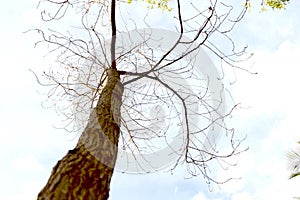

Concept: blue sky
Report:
left=1, top=0, right=300, bottom=199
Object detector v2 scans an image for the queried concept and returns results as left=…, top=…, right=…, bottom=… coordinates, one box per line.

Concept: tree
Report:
left=287, top=141, right=300, bottom=199
left=31, top=0, right=289, bottom=199
left=287, top=141, right=300, bottom=180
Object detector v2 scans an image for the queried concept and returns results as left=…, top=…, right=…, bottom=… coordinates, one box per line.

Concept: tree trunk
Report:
left=38, top=69, right=123, bottom=200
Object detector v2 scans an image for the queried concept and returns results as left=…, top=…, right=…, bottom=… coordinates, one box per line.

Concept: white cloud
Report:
left=231, top=191, right=253, bottom=200
left=191, top=191, right=224, bottom=200
left=11, top=154, right=43, bottom=171
left=191, top=192, right=208, bottom=200
left=21, top=7, right=41, bottom=26
left=231, top=39, right=300, bottom=117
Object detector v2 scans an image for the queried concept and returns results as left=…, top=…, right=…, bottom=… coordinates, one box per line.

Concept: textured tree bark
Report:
left=38, top=69, right=123, bottom=200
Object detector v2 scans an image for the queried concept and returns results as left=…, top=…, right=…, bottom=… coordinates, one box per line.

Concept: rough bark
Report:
left=38, top=69, right=123, bottom=200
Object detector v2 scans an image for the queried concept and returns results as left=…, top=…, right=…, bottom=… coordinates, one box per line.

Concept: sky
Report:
left=1, top=0, right=300, bottom=200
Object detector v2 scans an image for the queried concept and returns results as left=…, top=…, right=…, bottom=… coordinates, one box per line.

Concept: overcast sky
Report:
left=1, top=0, right=300, bottom=200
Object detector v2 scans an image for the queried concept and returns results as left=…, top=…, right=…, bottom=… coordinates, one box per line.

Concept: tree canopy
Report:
left=126, top=0, right=291, bottom=11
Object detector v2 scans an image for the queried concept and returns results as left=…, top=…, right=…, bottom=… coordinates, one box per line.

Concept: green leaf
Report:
left=265, top=0, right=290, bottom=10
left=289, top=172, right=300, bottom=179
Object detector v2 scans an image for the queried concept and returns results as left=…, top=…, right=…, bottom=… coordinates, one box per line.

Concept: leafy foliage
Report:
left=287, top=141, right=300, bottom=179
left=264, top=0, right=290, bottom=9
left=128, top=0, right=291, bottom=12
left=127, top=0, right=172, bottom=11
left=243, top=0, right=290, bottom=11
